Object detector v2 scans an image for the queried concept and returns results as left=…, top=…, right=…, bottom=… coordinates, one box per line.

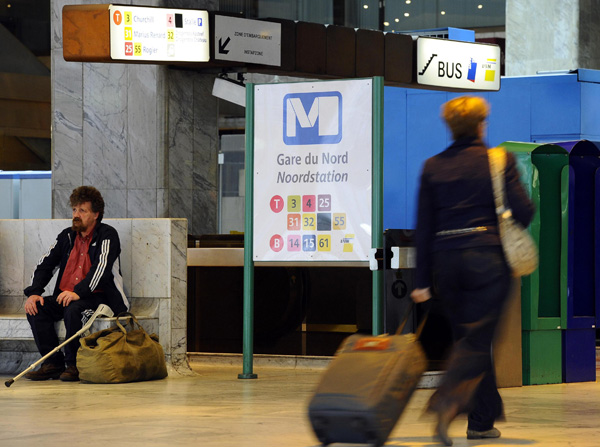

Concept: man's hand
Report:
left=24, top=295, right=44, bottom=316
left=57, top=291, right=81, bottom=307
left=411, top=287, right=432, bottom=303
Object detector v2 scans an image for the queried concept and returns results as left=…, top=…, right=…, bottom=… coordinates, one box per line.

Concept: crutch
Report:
left=5, top=303, right=114, bottom=387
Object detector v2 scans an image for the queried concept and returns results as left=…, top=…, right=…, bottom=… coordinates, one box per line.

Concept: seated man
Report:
left=23, top=186, right=129, bottom=382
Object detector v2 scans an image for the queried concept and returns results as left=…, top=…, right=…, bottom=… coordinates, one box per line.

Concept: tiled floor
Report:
left=0, top=361, right=598, bottom=447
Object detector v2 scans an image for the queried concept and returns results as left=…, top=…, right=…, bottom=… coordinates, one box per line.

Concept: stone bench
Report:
left=0, top=218, right=188, bottom=376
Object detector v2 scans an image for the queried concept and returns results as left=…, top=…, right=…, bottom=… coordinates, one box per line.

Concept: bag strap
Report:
left=488, top=147, right=509, bottom=217
left=115, top=312, right=143, bottom=333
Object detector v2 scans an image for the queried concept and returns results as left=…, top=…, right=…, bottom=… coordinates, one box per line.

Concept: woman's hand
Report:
left=411, top=287, right=432, bottom=303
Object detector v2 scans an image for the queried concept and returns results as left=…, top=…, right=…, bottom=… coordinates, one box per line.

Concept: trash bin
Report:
left=503, top=141, right=569, bottom=385
left=556, top=140, right=599, bottom=382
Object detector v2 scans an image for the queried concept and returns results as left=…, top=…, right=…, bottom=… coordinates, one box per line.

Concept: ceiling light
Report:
left=441, top=10, right=446, bottom=15
left=395, top=18, right=400, bottom=22
left=404, top=12, right=410, bottom=17
left=406, top=0, right=411, bottom=4
left=383, top=21, right=390, bottom=26
left=363, top=4, right=369, bottom=9
left=478, top=4, right=483, bottom=8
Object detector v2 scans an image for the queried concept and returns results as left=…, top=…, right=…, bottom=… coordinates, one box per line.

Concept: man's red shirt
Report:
left=58, top=225, right=95, bottom=293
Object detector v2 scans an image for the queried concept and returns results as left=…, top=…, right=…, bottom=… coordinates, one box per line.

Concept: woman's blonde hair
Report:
left=441, top=96, right=489, bottom=139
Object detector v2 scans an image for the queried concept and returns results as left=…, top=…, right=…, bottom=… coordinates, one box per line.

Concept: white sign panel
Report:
left=109, top=5, right=209, bottom=62
left=417, top=37, right=501, bottom=91
left=215, top=15, right=281, bottom=66
left=253, top=79, right=373, bottom=262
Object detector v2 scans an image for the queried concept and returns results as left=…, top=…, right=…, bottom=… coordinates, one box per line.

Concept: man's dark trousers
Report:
left=27, top=295, right=103, bottom=366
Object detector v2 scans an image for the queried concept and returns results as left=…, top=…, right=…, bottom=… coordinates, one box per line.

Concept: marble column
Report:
left=51, top=0, right=219, bottom=236
left=506, top=0, right=600, bottom=76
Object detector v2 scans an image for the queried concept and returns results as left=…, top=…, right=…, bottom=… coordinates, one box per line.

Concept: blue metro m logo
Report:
left=283, top=92, right=343, bottom=145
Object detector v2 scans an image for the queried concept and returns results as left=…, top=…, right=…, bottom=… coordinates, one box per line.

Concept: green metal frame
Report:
left=372, top=77, right=384, bottom=335
left=240, top=83, right=257, bottom=379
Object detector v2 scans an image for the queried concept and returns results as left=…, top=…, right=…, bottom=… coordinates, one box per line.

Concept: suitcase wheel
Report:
left=315, top=432, right=330, bottom=446
left=312, top=417, right=330, bottom=446
left=365, top=430, right=381, bottom=447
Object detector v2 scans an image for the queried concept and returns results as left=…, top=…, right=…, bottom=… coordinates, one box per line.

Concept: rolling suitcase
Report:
left=308, top=306, right=427, bottom=446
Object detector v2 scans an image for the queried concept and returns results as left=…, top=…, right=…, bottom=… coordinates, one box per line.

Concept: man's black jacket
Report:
left=24, top=222, right=129, bottom=315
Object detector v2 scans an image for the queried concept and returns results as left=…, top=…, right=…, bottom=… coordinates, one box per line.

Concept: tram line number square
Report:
left=318, top=194, right=331, bottom=211
left=303, top=195, right=316, bottom=212
left=333, top=213, right=346, bottom=229
left=287, top=213, right=301, bottom=230
left=317, top=213, right=331, bottom=231
left=124, top=42, right=134, bottom=56
left=302, top=213, right=316, bottom=231
left=288, top=195, right=301, bottom=212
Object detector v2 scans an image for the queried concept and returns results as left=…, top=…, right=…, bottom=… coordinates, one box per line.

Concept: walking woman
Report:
left=411, top=96, right=535, bottom=446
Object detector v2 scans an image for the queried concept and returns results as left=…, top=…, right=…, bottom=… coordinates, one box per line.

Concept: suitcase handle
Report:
left=395, top=301, right=429, bottom=339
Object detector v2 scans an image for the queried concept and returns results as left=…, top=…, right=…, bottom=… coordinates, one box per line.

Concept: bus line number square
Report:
left=288, top=195, right=301, bottom=212
left=318, top=235, right=331, bottom=252
left=303, top=235, right=316, bottom=252
left=175, top=13, right=183, bottom=28
left=303, top=213, right=316, bottom=231
left=288, top=235, right=301, bottom=252
left=287, top=214, right=301, bottom=231
left=318, top=194, right=331, bottom=211
left=302, top=195, right=316, bottom=212
left=317, top=213, right=332, bottom=231
left=333, top=213, right=346, bottom=230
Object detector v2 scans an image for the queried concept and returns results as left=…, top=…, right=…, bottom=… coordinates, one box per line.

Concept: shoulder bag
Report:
left=488, top=147, right=539, bottom=277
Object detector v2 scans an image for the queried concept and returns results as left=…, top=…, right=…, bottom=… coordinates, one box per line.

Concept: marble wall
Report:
left=51, top=0, right=219, bottom=235
left=506, top=0, right=600, bottom=76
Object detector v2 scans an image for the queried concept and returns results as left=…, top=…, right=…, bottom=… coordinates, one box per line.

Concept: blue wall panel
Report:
left=530, top=75, right=580, bottom=140
left=404, top=91, right=448, bottom=229
left=383, top=72, right=600, bottom=230
left=580, top=82, right=600, bottom=140
left=383, top=88, right=407, bottom=230
left=487, top=77, right=532, bottom=146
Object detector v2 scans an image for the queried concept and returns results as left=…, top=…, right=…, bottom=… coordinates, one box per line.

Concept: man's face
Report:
left=71, top=201, right=99, bottom=233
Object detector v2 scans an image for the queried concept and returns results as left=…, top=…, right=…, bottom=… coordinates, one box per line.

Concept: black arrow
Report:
left=218, top=37, right=231, bottom=54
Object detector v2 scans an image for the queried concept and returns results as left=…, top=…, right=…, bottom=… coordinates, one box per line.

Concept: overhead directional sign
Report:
left=109, top=5, right=209, bottom=62
left=416, top=37, right=501, bottom=91
left=215, top=15, right=281, bottom=66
